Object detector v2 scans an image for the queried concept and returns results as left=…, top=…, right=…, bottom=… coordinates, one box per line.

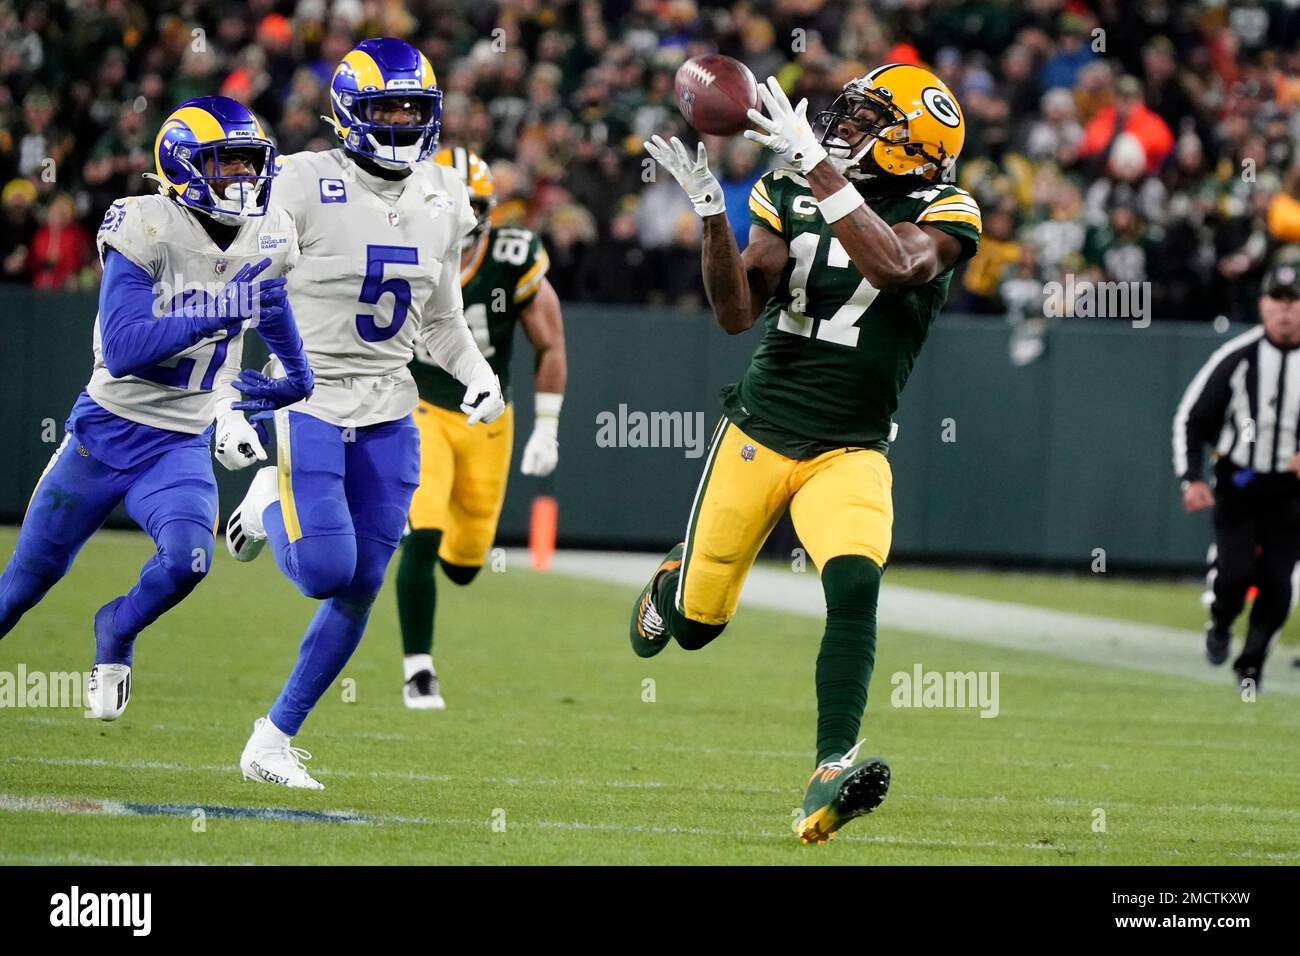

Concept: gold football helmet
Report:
left=815, top=63, right=965, bottom=181
left=434, top=145, right=495, bottom=235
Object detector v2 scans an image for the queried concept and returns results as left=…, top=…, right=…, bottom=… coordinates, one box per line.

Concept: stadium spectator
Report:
left=959, top=205, right=1021, bottom=315
left=1038, top=13, right=1097, bottom=91
left=81, top=103, right=152, bottom=215
left=717, top=138, right=763, bottom=250
left=28, top=191, right=90, bottom=290
left=0, top=176, right=36, bottom=282
left=11, top=88, right=72, bottom=186
left=1079, top=75, right=1174, bottom=176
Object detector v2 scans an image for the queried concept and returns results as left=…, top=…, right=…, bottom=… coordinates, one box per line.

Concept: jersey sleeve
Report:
left=748, top=172, right=785, bottom=238
left=96, top=196, right=163, bottom=276
left=514, top=233, right=550, bottom=306
left=916, top=186, right=982, bottom=261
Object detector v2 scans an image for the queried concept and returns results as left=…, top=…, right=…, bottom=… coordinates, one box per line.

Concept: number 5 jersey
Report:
left=270, top=148, right=481, bottom=427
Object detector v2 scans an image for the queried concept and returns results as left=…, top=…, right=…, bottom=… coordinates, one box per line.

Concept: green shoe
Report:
left=629, top=543, right=684, bottom=659
left=798, top=742, right=891, bottom=845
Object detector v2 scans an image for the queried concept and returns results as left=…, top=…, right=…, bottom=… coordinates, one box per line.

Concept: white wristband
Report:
left=535, top=391, right=563, bottom=421
left=817, top=182, right=865, bottom=224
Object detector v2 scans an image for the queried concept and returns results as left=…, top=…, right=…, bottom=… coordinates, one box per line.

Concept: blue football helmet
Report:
left=329, top=37, right=442, bottom=168
left=151, top=96, right=276, bottom=225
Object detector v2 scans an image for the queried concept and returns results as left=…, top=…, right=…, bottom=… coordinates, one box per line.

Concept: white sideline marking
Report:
left=527, top=550, right=1300, bottom=696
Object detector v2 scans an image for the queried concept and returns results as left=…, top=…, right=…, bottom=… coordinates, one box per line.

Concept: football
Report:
left=674, top=54, right=759, bottom=136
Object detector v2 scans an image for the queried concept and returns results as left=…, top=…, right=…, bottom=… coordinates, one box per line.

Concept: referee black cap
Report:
left=1262, top=261, right=1300, bottom=300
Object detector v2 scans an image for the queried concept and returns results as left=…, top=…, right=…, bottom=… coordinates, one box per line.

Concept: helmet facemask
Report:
left=466, top=195, right=495, bottom=243
left=197, top=143, right=275, bottom=224
left=815, top=81, right=954, bottom=181
left=815, top=87, right=904, bottom=180
left=336, top=90, right=442, bottom=169
left=153, top=138, right=276, bottom=225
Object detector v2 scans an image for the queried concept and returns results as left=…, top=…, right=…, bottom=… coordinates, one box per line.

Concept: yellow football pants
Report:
left=408, top=401, right=514, bottom=567
left=677, top=419, right=894, bottom=625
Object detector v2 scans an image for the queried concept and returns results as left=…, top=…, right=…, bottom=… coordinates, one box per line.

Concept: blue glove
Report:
left=251, top=284, right=312, bottom=388
left=231, top=367, right=315, bottom=413
left=249, top=411, right=274, bottom=447
left=190, top=257, right=278, bottom=336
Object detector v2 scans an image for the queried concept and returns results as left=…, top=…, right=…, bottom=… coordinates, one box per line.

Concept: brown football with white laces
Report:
left=674, top=54, right=759, bottom=136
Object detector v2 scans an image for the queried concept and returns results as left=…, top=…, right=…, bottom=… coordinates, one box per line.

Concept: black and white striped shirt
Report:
left=1173, top=326, right=1300, bottom=481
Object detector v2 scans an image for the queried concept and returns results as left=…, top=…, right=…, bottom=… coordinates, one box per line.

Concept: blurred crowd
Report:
left=1, top=0, right=1299, bottom=324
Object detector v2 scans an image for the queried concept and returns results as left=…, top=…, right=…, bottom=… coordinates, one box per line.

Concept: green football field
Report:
left=1, top=528, right=1298, bottom=865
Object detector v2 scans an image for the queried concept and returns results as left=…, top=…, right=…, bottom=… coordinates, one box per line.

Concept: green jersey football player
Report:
left=636, top=64, right=981, bottom=844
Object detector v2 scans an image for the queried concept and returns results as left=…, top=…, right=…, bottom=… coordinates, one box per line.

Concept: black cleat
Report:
left=629, top=544, right=684, bottom=659
left=1204, top=622, right=1230, bottom=666
left=403, top=669, right=446, bottom=710
left=799, top=742, right=892, bottom=844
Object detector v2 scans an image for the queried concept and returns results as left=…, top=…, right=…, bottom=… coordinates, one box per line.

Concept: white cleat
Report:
left=403, top=669, right=446, bottom=710
left=86, top=663, right=132, bottom=721
left=226, top=465, right=278, bottom=562
left=239, top=717, right=324, bottom=789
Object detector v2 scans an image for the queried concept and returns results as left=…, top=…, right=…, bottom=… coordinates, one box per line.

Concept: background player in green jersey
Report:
left=637, top=65, right=982, bottom=843
left=397, top=146, right=567, bottom=709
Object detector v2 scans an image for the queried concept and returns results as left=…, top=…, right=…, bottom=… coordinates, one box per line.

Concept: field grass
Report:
left=2, top=528, right=1298, bottom=865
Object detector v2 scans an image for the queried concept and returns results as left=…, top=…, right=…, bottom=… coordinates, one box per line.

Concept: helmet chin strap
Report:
left=827, top=135, right=877, bottom=180
left=364, top=132, right=426, bottom=168
left=209, top=182, right=257, bottom=224
left=144, top=171, right=251, bottom=223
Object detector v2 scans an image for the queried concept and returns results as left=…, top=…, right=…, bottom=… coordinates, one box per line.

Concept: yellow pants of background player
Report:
left=408, top=401, right=514, bottom=567
left=677, top=419, right=894, bottom=625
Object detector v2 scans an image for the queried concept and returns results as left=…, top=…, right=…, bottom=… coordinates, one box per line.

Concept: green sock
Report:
left=396, top=529, right=441, bottom=656
left=653, top=566, right=726, bottom=651
left=815, top=555, right=882, bottom=766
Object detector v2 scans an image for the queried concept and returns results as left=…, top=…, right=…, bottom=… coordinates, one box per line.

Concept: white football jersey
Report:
left=89, top=194, right=299, bottom=433
left=272, top=149, right=477, bottom=426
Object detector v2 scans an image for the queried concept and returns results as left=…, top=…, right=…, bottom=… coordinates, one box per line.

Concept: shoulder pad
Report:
left=96, top=195, right=170, bottom=273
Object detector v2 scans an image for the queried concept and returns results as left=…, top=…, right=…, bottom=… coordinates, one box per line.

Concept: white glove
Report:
left=461, top=367, right=505, bottom=426
left=744, top=76, right=828, bottom=174
left=643, top=135, right=725, bottom=217
left=520, top=392, right=562, bottom=477
left=214, top=412, right=267, bottom=471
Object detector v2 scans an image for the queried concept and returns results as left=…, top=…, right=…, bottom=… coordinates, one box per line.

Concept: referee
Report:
left=1173, top=262, right=1300, bottom=693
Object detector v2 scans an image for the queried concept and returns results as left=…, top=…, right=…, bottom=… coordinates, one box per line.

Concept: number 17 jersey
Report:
left=273, top=148, right=477, bottom=427
left=723, top=168, right=981, bottom=459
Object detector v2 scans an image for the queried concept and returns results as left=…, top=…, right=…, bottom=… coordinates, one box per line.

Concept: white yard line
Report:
left=528, top=550, right=1300, bottom=696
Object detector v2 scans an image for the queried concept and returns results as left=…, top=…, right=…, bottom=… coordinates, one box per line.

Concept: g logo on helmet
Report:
left=921, top=87, right=961, bottom=128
